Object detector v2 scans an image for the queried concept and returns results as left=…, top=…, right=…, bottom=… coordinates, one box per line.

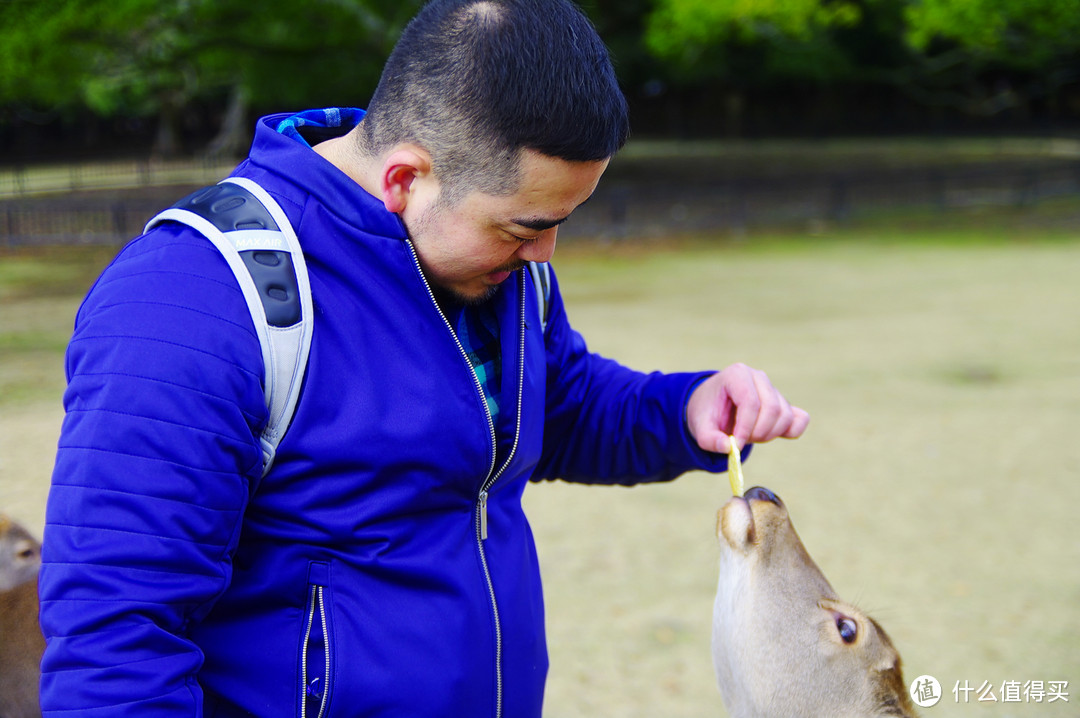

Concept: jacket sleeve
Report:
left=39, top=224, right=267, bottom=716
left=533, top=268, right=737, bottom=486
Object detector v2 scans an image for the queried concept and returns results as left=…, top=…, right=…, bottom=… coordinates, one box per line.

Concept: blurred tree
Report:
left=905, top=0, right=1080, bottom=68
left=902, top=0, right=1080, bottom=117
left=639, top=0, right=1080, bottom=133
left=644, top=0, right=862, bottom=82
left=641, top=0, right=867, bottom=134
left=3, top=0, right=1077, bottom=150
left=0, top=0, right=419, bottom=157
left=580, top=0, right=658, bottom=88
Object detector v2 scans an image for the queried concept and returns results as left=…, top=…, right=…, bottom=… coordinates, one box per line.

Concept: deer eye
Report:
left=14, top=541, right=37, bottom=562
left=836, top=616, right=858, bottom=644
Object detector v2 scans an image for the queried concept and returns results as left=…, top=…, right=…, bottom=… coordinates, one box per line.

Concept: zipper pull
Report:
left=479, top=490, right=489, bottom=541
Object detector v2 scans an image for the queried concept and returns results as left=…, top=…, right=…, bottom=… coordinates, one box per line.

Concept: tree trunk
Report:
left=205, top=85, right=251, bottom=159
left=153, top=99, right=183, bottom=159
left=725, top=91, right=744, bottom=139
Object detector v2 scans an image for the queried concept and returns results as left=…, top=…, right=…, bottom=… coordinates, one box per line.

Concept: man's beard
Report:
left=430, top=259, right=526, bottom=308
left=410, top=197, right=525, bottom=307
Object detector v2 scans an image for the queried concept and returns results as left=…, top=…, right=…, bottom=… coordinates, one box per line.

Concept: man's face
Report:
left=404, top=149, right=608, bottom=305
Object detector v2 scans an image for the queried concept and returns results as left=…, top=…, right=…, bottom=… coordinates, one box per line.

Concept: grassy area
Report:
left=0, top=246, right=118, bottom=406
left=2, top=224, right=1078, bottom=716
left=0, top=246, right=118, bottom=301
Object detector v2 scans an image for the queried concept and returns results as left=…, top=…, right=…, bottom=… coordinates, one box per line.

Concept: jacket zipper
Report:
left=406, top=240, right=526, bottom=718
left=473, top=274, right=526, bottom=718
left=301, top=584, right=331, bottom=718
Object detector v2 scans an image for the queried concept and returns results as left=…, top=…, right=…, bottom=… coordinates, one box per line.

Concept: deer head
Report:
left=712, top=487, right=917, bottom=718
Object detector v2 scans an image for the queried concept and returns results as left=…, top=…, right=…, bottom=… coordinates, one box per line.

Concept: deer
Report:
left=712, top=487, right=918, bottom=718
left=0, top=515, right=44, bottom=718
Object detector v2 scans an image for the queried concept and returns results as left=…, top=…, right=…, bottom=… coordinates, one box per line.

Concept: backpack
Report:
left=145, top=177, right=552, bottom=476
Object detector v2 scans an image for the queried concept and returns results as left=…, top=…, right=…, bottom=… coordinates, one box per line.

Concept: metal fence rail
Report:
left=564, top=160, right=1080, bottom=240
left=3, top=158, right=1080, bottom=248
left=0, top=158, right=237, bottom=200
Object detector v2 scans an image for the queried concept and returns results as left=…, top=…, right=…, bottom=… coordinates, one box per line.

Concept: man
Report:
left=39, top=0, right=808, bottom=715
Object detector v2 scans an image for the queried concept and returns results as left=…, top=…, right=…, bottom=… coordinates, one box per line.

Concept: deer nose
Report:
left=744, top=486, right=782, bottom=505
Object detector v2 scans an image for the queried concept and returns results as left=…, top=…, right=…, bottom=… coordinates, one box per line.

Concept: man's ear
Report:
left=380, top=145, right=433, bottom=214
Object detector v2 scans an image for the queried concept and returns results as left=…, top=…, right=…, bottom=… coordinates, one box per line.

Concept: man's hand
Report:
left=686, top=363, right=809, bottom=454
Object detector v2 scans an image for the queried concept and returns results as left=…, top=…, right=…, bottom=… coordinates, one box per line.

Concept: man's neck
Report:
left=313, top=126, right=382, bottom=199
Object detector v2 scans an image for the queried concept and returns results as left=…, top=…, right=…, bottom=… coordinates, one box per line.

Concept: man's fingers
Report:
left=729, top=366, right=810, bottom=446
left=748, top=369, right=787, bottom=442
left=727, top=368, right=761, bottom=449
left=687, top=363, right=809, bottom=453
left=690, top=420, right=732, bottom=454
left=714, top=430, right=735, bottom=455
left=784, top=406, right=811, bottom=439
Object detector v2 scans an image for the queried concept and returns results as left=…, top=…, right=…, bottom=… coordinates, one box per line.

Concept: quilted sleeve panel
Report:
left=39, top=223, right=268, bottom=716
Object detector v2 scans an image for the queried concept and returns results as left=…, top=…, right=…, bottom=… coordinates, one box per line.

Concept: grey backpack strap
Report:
left=145, top=177, right=314, bottom=476
left=526, top=261, right=552, bottom=333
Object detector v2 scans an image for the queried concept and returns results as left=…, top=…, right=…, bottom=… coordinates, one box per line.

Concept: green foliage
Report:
left=0, top=0, right=197, bottom=113
left=580, top=0, right=658, bottom=90
left=0, top=0, right=95, bottom=108
left=0, top=0, right=420, bottom=117
left=648, top=0, right=861, bottom=49
left=904, top=0, right=1080, bottom=69
left=2, top=0, right=1079, bottom=141
left=892, top=0, right=1080, bottom=117
left=644, top=0, right=863, bottom=83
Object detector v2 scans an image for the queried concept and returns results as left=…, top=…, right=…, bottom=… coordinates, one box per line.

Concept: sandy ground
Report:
left=0, top=297, right=72, bottom=539
left=0, top=404, right=58, bottom=539
left=3, top=237, right=1079, bottom=716
left=531, top=239, right=1080, bottom=717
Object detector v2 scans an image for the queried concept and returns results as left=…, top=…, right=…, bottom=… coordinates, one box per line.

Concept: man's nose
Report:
left=516, top=228, right=557, bottom=263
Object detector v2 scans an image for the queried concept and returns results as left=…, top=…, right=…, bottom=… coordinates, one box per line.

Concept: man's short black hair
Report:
left=360, top=0, right=629, bottom=204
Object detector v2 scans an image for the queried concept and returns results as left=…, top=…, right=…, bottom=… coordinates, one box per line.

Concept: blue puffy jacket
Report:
left=40, top=111, right=730, bottom=717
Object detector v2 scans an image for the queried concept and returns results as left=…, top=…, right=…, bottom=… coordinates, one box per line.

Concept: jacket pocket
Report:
left=299, top=561, right=333, bottom=718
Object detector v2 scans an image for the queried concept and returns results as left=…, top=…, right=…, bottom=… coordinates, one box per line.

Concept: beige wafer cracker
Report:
left=727, top=435, right=744, bottom=497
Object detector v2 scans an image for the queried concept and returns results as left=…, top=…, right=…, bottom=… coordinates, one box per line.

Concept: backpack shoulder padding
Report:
left=145, top=177, right=314, bottom=477
left=526, top=261, right=551, bottom=333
